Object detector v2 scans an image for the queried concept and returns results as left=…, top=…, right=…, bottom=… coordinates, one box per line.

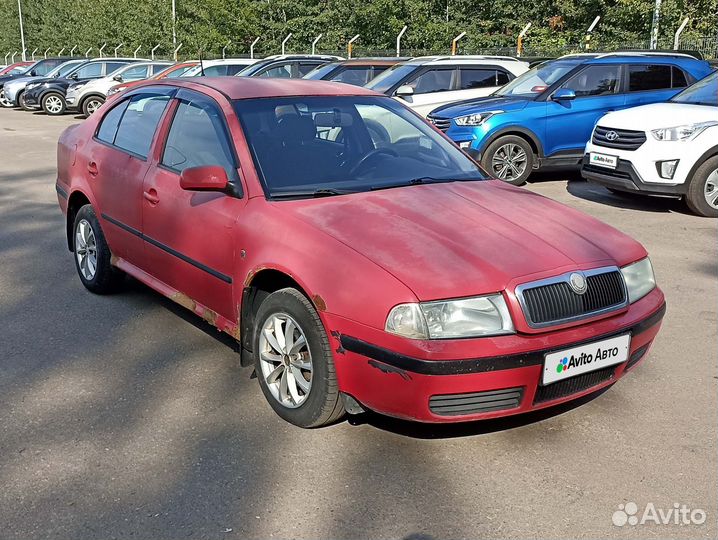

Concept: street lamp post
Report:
left=650, top=0, right=662, bottom=50
left=171, top=0, right=178, bottom=60
left=17, top=0, right=27, bottom=61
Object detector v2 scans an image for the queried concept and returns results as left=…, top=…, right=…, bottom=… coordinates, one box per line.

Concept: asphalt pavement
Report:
left=0, top=108, right=716, bottom=539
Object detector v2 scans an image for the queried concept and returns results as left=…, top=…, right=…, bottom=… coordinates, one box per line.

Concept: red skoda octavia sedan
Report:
left=56, top=78, right=665, bottom=427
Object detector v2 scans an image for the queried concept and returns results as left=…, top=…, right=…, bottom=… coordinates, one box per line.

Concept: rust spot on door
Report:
left=312, top=294, right=327, bottom=312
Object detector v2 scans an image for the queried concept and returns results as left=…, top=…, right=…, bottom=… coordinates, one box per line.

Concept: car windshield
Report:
left=48, top=61, right=82, bottom=78
left=670, top=72, right=718, bottom=106
left=303, top=62, right=339, bottom=80
left=234, top=95, right=486, bottom=198
left=364, top=63, right=419, bottom=94
left=495, top=59, right=582, bottom=97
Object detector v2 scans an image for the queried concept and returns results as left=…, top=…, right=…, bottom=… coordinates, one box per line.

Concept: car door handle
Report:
left=87, top=161, right=98, bottom=176
left=143, top=189, right=160, bottom=205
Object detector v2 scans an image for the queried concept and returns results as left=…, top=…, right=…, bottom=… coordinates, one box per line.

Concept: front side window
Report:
left=257, top=63, right=293, bottom=78
left=234, top=96, right=485, bottom=198
left=103, top=93, right=170, bottom=158
left=628, top=64, right=672, bottom=91
left=35, top=59, right=62, bottom=75
left=298, top=63, right=322, bottom=76
left=407, top=68, right=454, bottom=94
left=563, top=65, right=619, bottom=97
left=119, top=65, right=150, bottom=81
left=364, top=63, right=421, bottom=94
left=162, top=99, right=236, bottom=175
left=496, top=60, right=581, bottom=97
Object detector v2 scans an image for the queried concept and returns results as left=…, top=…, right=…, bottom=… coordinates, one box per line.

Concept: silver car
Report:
left=3, top=59, right=84, bottom=109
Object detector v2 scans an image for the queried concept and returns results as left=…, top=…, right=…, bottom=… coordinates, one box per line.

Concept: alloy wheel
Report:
left=44, top=95, right=63, bottom=114
left=86, top=99, right=102, bottom=115
left=258, top=313, right=313, bottom=408
left=704, top=169, right=718, bottom=209
left=75, top=219, right=98, bottom=280
left=0, top=90, right=12, bottom=108
left=491, top=143, right=528, bottom=181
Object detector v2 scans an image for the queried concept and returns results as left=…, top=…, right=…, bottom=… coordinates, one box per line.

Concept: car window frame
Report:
left=92, top=85, right=177, bottom=162
left=157, top=88, right=243, bottom=195
left=624, top=62, right=693, bottom=93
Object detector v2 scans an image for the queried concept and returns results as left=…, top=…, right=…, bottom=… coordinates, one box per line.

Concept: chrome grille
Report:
left=517, top=267, right=627, bottom=328
left=592, top=126, right=647, bottom=151
left=427, top=115, right=451, bottom=133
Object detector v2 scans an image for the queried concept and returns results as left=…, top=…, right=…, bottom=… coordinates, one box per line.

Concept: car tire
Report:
left=41, top=91, right=66, bottom=116
left=82, top=95, right=105, bottom=118
left=18, top=91, right=32, bottom=110
left=481, top=135, right=534, bottom=186
left=253, top=287, right=345, bottom=428
left=72, top=205, right=124, bottom=294
left=685, top=156, right=718, bottom=218
left=0, top=89, right=13, bottom=108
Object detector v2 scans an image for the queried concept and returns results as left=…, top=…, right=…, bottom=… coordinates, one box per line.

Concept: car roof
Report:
left=408, top=55, right=524, bottom=64
left=149, top=77, right=378, bottom=99
left=335, top=57, right=408, bottom=67
left=560, top=52, right=703, bottom=65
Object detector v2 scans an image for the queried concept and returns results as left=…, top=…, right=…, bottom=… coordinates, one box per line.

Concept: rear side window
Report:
left=408, top=68, right=454, bottom=94
left=258, top=63, right=293, bottom=78
left=162, top=99, right=236, bottom=175
left=225, top=64, right=248, bottom=76
left=332, top=67, right=372, bottom=86
left=97, top=94, right=170, bottom=158
left=564, top=65, right=619, bottom=97
left=96, top=100, right=129, bottom=144
left=459, top=69, right=505, bottom=89
left=671, top=66, right=689, bottom=88
left=628, top=64, right=673, bottom=91
left=104, top=62, right=128, bottom=74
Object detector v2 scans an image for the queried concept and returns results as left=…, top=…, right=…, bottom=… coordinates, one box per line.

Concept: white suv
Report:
left=182, top=58, right=258, bottom=77
left=66, top=61, right=171, bottom=117
left=582, top=71, right=718, bottom=217
left=364, top=55, right=529, bottom=117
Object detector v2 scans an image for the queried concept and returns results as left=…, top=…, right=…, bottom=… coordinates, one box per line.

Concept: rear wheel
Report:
left=685, top=155, right=718, bottom=218
left=72, top=205, right=124, bottom=293
left=42, top=92, right=66, bottom=116
left=253, top=288, right=345, bottom=428
left=82, top=95, right=105, bottom=117
left=481, top=135, right=534, bottom=186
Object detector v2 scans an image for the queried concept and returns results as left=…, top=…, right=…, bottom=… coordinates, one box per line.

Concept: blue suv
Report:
left=429, top=53, right=714, bottom=185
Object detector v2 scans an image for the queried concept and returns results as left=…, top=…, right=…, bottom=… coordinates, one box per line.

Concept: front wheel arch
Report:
left=66, top=190, right=92, bottom=251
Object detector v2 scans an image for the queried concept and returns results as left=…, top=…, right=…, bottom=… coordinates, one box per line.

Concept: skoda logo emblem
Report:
left=605, top=130, right=619, bottom=141
left=569, top=272, right=587, bottom=295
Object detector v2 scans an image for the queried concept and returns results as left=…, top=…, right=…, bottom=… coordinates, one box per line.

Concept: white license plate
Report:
left=542, top=334, right=631, bottom=385
left=589, top=152, right=618, bottom=169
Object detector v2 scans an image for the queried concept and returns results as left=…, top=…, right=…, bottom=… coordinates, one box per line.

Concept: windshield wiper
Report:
left=370, top=176, right=479, bottom=191
left=271, top=188, right=354, bottom=200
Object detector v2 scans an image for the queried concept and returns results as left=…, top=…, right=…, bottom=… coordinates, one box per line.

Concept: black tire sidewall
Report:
left=253, top=289, right=337, bottom=427
left=72, top=205, right=121, bottom=293
left=42, top=92, right=66, bottom=116
left=686, top=155, right=718, bottom=218
left=482, top=135, right=534, bottom=186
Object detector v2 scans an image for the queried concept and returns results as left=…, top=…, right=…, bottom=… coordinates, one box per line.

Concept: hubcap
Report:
left=704, top=169, right=718, bottom=209
left=45, top=95, right=62, bottom=114
left=258, top=313, right=313, bottom=408
left=491, top=143, right=527, bottom=181
left=75, top=219, right=98, bottom=280
left=86, top=99, right=102, bottom=115
left=0, top=90, right=11, bottom=107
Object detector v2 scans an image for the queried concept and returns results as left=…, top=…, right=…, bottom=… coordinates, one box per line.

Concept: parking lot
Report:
left=0, top=107, right=716, bottom=539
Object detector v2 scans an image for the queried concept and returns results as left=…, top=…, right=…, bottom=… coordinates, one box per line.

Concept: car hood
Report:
left=598, top=102, right=718, bottom=130
left=430, top=95, right=530, bottom=118
left=0, top=73, right=25, bottom=84
left=282, top=181, right=646, bottom=301
left=4, top=75, right=39, bottom=87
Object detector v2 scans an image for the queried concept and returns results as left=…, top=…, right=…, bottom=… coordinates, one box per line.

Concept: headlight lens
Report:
left=620, top=258, right=656, bottom=303
left=454, top=110, right=502, bottom=127
left=386, top=294, right=515, bottom=339
left=651, top=121, right=718, bottom=141
left=25, top=82, right=40, bottom=90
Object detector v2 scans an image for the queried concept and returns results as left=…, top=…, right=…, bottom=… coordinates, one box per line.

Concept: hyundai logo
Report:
left=569, top=272, right=588, bottom=295
left=605, top=130, right=619, bottom=141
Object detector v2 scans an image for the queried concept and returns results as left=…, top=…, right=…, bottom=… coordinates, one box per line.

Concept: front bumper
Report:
left=326, top=287, right=665, bottom=423
left=4, top=82, right=23, bottom=103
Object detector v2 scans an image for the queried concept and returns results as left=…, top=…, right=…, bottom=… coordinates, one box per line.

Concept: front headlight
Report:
left=386, top=294, right=515, bottom=339
left=651, top=121, right=718, bottom=141
left=620, top=258, right=656, bottom=303
left=454, top=110, right=503, bottom=127
left=25, top=83, right=40, bottom=90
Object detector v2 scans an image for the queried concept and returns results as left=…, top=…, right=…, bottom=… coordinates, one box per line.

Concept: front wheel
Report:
left=0, top=89, right=13, bottom=108
left=73, top=205, right=124, bottom=293
left=253, top=288, right=345, bottom=428
left=481, top=135, right=534, bottom=186
left=82, top=95, right=105, bottom=117
left=41, top=92, right=66, bottom=116
left=685, top=156, right=718, bottom=218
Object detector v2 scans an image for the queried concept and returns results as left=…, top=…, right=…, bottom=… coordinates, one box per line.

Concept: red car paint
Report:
left=56, top=78, right=665, bottom=423
left=0, top=61, right=32, bottom=75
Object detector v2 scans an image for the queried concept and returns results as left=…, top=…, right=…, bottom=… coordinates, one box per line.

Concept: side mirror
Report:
left=179, top=165, right=229, bottom=192
left=552, top=88, right=576, bottom=101
left=29, top=69, right=37, bottom=76
left=113, top=74, right=123, bottom=82
left=69, top=73, right=78, bottom=80
left=395, top=84, right=414, bottom=98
